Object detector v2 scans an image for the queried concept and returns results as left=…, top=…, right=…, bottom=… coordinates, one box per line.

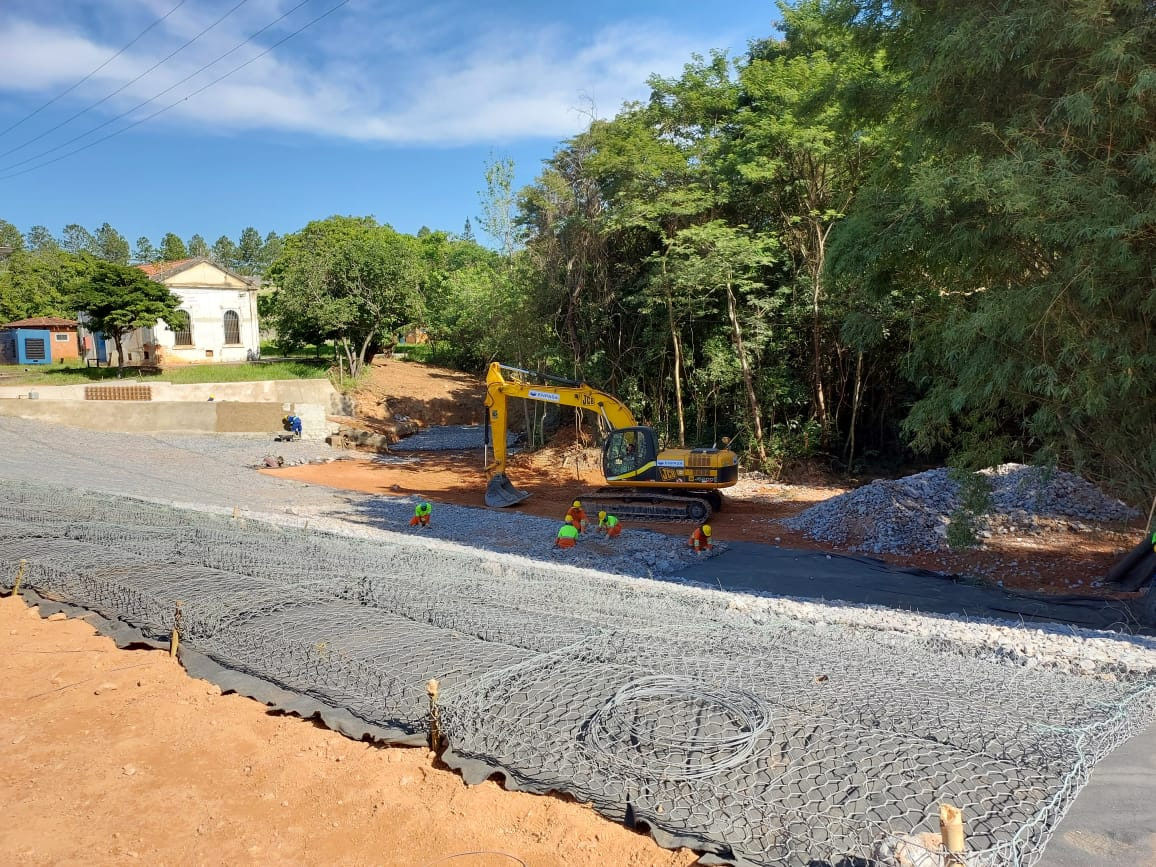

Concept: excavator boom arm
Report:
left=484, top=362, right=637, bottom=477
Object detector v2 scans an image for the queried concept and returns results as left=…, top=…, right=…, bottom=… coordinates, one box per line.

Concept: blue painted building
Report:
left=0, top=317, right=80, bottom=365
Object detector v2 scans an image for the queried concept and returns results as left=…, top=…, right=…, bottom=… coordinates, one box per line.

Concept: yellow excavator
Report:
left=483, top=362, right=739, bottom=521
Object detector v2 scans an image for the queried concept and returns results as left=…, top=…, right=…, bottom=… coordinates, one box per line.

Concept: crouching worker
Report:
left=565, top=499, right=588, bottom=533
left=556, top=515, right=580, bottom=548
left=409, top=501, right=432, bottom=528
left=597, top=510, right=622, bottom=538
left=282, top=413, right=303, bottom=438
left=689, top=522, right=713, bottom=552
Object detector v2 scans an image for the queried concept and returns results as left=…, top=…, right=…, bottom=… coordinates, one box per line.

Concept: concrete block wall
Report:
left=0, top=399, right=336, bottom=440
left=0, top=379, right=346, bottom=414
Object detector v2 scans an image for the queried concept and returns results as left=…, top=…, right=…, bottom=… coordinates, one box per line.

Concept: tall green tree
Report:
left=235, top=226, right=262, bottom=274
left=834, top=0, right=1156, bottom=497
left=260, top=231, right=283, bottom=273
left=0, top=220, right=24, bottom=250
left=0, top=249, right=81, bottom=322
left=93, top=223, right=130, bottom=264
left=26, top=226, right=58, bottom=253
left=187, top=234, right=210, bottom=258
left=133, top=236, right=158, bottom=263
left=61, top=224, right=95, bottom=255
left=159, top=232, right=188, bottom=261
left=734, top=0, right=892, bottom=442
left=70, top=257, right=181, bottom=374
left=212, top=235, right=237, bottom=270
left=267, top=217, right=424, bottom=378
left=666, top=222, right=783, bottom=466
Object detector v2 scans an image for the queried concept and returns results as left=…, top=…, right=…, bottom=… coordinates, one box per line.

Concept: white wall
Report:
left=102, top=262, right=260, bottom=365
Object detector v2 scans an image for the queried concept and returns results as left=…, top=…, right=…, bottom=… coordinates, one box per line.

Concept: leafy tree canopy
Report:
left=26, top=226, right=58, bottom=253
left=0, top=248, right=83, bottom=323
left=0, top=219, right=24, bottom=251
left=266, top=216, right=424, bottom=378
left=70, top=257, right=181, bottom=372
left=159, top=232, right=188, bottom=261
left=61, top=224, right=95, bottom=255
left=187, top=234, right=210, bottom=258
left=133, top=236, right=158, bottom=264
left=94, top=223, right=130, bottom=265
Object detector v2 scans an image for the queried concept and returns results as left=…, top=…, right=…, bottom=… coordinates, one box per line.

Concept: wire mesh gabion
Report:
left=0, top=480, right=1153, bottom=867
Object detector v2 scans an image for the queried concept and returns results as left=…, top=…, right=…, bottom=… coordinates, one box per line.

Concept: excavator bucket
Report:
left=486, top=473, right=531, bottom=508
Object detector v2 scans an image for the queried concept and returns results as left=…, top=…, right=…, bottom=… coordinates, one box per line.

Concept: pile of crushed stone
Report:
left=783, top=463, right=1140, bottom=554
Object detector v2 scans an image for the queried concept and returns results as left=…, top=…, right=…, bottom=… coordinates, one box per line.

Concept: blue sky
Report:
left=0, top=0, right=780, bottom=250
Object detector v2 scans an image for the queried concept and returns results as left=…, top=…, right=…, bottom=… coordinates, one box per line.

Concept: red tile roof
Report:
left=1, top=316, right=78, bottom=329
left=136, top=258, right=199, bottom=278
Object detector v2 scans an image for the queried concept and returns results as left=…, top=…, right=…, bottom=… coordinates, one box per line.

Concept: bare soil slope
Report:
left=0, top=595, right=696, bottom=867
left=353, top=356, right=484, bottom=427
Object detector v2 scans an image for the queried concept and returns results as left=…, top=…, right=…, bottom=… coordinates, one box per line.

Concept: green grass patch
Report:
left=393, top=342, right=433, bottom=363
left=1, top=359, right=331, bottom=387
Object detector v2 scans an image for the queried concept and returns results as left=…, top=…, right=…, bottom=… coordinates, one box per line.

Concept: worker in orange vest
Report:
left=556, top=515, right=580, bottom=548
left=565, top=499, right=588, bottom=533
left=689, top=523, right=712, bottom=552
left=596, top=510, right=622, bottom=538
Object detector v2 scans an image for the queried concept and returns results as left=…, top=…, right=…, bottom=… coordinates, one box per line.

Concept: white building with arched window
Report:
left=90, top=258, right=261, bottom=366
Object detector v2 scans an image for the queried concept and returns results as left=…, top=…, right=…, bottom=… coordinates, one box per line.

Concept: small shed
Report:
left=0, top=317, right=80, bottom=365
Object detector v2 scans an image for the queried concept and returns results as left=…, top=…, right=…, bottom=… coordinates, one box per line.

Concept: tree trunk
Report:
left=355, top=331, right=375, bottom=379
left=724, top=275, right=768, bottom=468
left=113, top=332, right=126, bottom=376
left=811, top=276, right=828, bottom=439
left=662, top=258, right=687, bottom=447
left=845, top=350, right=864, bottom=474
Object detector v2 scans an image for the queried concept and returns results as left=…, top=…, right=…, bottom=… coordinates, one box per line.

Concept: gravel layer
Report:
left=0, top=417, right=703, bottom=578
left=785, top=463, right=1140, bottom=554
left=391, top=424, right=516, bottom=452
left=1, top=416, right=1153, bottom=675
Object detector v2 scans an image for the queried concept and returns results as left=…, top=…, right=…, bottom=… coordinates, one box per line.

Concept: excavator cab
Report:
left=603, top=427, right=658, bottom=480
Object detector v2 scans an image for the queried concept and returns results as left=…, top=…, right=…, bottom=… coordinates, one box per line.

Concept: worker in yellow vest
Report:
left=556, top=515, right=580, bottom=548
left=409, top=501, right=432, bottom=528
left=597, top=510, right=622, bottom=538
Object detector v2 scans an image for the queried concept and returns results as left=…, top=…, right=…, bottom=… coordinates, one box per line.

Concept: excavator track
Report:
left=582, top=489, right=718, bottom=523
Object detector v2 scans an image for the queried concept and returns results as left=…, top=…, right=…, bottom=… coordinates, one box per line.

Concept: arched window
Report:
left=223, top=310, right=241, bottom=345
left=168, top=310, right=193, bottom=347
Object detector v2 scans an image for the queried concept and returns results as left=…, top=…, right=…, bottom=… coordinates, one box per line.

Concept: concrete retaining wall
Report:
left=0, top=399, right=335, bottom=440
left=0, top=378, right=350, bottom=414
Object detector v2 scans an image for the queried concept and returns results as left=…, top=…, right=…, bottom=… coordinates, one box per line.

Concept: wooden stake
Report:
left=169, top=601, right=183, bottom=658
left=939, top=802, right=966, bottom=866
left=427, top=678, right=441, bottom=752
left=12, top=559, right=26, bottom=596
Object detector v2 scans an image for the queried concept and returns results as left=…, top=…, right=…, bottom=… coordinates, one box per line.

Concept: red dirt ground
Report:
left=273, top=354, right=1145, bottom=597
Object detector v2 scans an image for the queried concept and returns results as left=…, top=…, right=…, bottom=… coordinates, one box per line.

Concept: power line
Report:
left=0, top=0, right=317, bottom=175
left=0, top=0, right=190, bottom=140
left=0, top=0, right=353, bottom=183
left=0, top=0, right=253, bottom=161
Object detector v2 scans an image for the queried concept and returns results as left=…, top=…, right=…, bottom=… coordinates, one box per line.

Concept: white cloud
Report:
left=0, top=3, right=723, bottom=148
